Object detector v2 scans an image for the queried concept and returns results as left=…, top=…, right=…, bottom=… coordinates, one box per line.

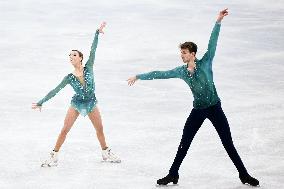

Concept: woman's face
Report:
left=69, top=50, right=82, bottom=66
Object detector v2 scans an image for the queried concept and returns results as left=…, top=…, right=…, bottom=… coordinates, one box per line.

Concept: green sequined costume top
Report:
left=37, top=30, right=100, bottom=116
left=136, top=22, right=221, bottom=109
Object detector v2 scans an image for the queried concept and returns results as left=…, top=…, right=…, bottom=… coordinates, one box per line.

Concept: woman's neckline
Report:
left=72, top=66, right=85, bottom=77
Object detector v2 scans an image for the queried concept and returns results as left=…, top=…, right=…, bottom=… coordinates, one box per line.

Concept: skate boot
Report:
left=239, top=174, right=259, bottom=187
left=102, top=147, right=121, bottom=163
left=157, top=174, right=179, bottom=185
left=41, top=150, right=58, bottom=167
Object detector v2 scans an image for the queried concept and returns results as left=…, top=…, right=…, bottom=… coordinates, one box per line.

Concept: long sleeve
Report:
left=85, top=30, right=100, bottom=71
left=136, top=66, right=182, bottom=80
left=37, top=75, right=69, bottom=106
left=201, top=22, right=221, bottom=62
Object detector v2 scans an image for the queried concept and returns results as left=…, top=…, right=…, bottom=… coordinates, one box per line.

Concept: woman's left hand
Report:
left=98, top=22, right=107, bottom=34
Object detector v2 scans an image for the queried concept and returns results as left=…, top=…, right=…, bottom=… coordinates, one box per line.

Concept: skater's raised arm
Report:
left=127, top=67, right=182, bottom=86
left=202, top=8, right=228, bottom=62
left=32, top=75, right=70, bottom=110
left=85, top=22, right=106, bottom=71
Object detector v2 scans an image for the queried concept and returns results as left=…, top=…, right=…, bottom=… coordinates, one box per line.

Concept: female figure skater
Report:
left=32, top=22, right=121, bottom=166
left=127, top=9, right=259, bottom=186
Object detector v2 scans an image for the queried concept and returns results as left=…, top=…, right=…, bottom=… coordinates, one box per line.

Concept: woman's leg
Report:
left=88, top=106, right=107, bottom=149
left=53, top=107, right=79, bottom=152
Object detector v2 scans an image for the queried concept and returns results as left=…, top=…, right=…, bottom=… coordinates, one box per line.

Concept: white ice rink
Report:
left=0, top=0, right=284, bottom=188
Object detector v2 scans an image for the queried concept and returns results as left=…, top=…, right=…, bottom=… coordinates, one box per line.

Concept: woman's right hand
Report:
left=127, top=76, right=138, bottom=86
left=32, top=103, right=42, bottom=112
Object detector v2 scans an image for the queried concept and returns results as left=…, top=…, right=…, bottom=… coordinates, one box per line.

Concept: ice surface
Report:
left=0, top=0, right=284, bottom=188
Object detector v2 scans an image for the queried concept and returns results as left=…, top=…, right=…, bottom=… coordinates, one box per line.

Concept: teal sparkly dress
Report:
left=37, top=30, right=100, bottom=116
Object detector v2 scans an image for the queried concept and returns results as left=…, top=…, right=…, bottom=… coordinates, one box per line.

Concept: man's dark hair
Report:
left=179, top=42, right=198, bottom=54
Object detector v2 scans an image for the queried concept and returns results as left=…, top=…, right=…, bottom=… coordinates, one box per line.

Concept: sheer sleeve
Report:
left=201, top=22, right=221, bottom=63
left=136, top=66, right=182, bottom=80
left=37, top=75, right=69, bottom=106
left=85, top=30, right=100, bottom=71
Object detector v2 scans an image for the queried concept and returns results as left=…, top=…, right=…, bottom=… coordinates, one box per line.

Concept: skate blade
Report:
left=155, top=184, right=179, bottom=187
left=41, top=163, right=58, bottom=167
left=243, top=183, right=260, bottom=187
left=101, top=159, right=121, bottom=163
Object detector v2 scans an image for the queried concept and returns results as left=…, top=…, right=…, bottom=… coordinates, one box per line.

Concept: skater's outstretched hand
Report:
left=31, top=103, right=42, bottom=112
left=217, top=8, right=229, bottom=23
left=98, top=22, right=106, bottom=34
left=127, top=76, right=138, bottom=86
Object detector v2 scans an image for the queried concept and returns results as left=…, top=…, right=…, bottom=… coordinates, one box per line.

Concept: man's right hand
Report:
left=127, top=76, right=138, bottom=86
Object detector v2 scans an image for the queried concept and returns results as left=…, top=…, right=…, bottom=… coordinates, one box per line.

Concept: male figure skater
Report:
left=127, top=8, right=259, bottom=186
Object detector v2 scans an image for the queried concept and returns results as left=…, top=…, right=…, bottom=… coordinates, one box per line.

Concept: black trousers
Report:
left=169, top=101, right=248, bottom=176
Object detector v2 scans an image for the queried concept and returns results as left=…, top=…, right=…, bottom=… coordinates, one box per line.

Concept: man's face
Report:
left=180, top=48, right=195, bottom=63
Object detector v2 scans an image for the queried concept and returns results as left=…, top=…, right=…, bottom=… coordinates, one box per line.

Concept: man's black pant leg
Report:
left=208, top=103, right=248, bottom=175
left=169, top=108, right=206, bottom=176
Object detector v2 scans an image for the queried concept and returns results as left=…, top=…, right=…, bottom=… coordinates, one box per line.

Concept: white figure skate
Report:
left=102, top=147, right=121, bottom=163
left=41, top=151, right=58, bottom=167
